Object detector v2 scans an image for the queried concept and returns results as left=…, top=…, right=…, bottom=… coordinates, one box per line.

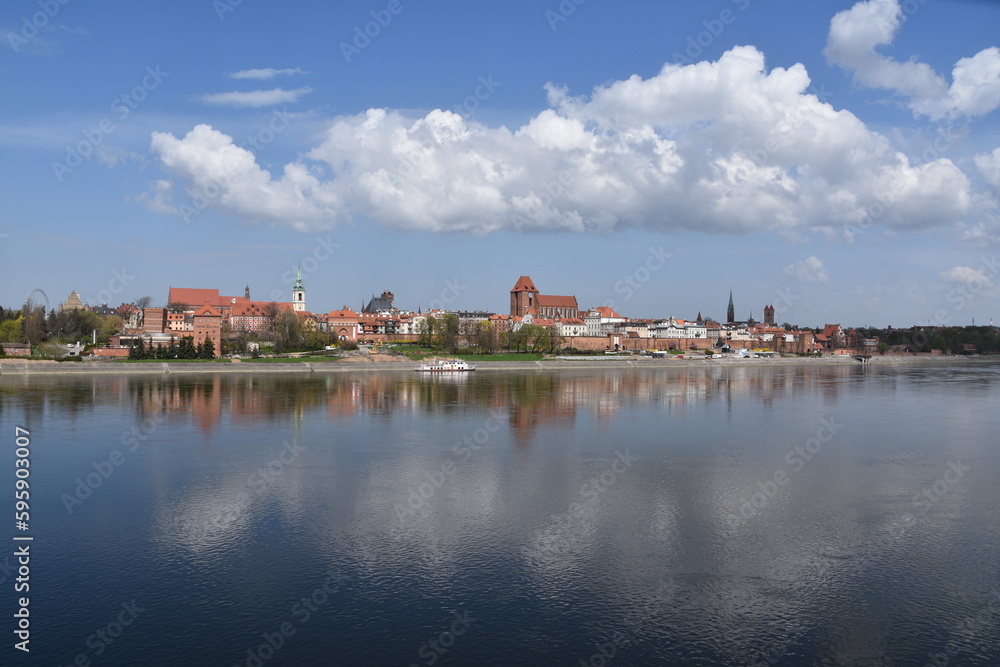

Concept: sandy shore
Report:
left=1, top=354, right=995, bottom=376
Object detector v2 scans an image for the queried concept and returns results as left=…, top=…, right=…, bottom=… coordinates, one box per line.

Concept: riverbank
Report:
left=1, top=354, right=994, bottom=375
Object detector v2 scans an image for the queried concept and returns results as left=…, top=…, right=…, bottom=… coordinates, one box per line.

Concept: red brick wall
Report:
left=192, top=314, right=222, bottom=357
left=142, top=308, right=165, bottom=334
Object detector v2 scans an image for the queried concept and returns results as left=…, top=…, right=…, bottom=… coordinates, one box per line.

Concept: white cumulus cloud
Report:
left=146, top=47, right=972, bottom=235
left=941, top=266, right=994, bottom=288
left=228, top=68, right=307, bottom=80
left=194, top=87, right=312, bottom=108
left=826, top=0, right=1000, bottom=119
left=975, top=148, right=1000, bottom=189
left=149, top=124, right=343, bottom=231
left=783, top=256, right=830, bottom=284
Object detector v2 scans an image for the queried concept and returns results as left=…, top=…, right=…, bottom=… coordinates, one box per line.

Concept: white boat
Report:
left=415, top=358, right=476, bottom=372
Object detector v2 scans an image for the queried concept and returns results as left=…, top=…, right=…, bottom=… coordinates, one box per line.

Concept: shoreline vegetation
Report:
left=1, top=354, right=996, bottom=376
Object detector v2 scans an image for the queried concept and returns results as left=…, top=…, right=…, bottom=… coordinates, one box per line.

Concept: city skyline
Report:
left=2, top=0, right=1000, bottom=327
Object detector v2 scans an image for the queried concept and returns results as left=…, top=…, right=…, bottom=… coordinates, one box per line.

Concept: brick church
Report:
left=510, top=276, right=578, bottom=319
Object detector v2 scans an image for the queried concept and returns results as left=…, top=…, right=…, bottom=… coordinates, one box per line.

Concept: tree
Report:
left=441, top=314, right=460, bottom=353
left=165, top=301, right=187, bottom=313
left=932, top=333, right=947, bottom=353
left=274, top=310, right=303, bottom=352
left=474, top=321, right=498, bottom=354
left=0, top=316, right=24, bottom=343
left=305, top=330, right=331, bottom=351
left=418, top=317, right=436, bottom=348
left=134, top=296, right=154, bottom=310
left=528, top=325, right=551, bottom=352
left=262, top=302, right=282, bottom=335
left=509, top=325, right=530, bottom=353
left=23, top=305, right=46, bottom=345
left=877, top=342, right=889, bottom=355
left=178, top=336, right=196, bottom=359
left=199, top=338, right=215, bottom=359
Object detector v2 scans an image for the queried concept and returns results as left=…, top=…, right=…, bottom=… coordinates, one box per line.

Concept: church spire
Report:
left=727, top=290, right=735, bottom=324
left=292, top=266, right=305, bottom=312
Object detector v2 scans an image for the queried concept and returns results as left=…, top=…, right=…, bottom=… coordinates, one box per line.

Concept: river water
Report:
left=3, top=362, right=999, bottom=666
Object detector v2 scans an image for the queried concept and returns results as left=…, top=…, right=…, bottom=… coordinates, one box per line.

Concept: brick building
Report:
left=510, top=276, right=579, bottom=319
left=192, top=302, right=222, bottom=356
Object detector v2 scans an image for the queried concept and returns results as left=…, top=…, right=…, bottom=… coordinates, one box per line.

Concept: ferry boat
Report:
left=415, top=358, right=476, bottom=372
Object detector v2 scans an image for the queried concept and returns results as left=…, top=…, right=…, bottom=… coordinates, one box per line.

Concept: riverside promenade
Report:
left=0, top=354, right=988, bottom=376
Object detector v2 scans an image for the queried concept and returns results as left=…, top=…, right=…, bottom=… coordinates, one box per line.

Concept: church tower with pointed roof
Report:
left=727, top=290, right=735, bottom=324
left=292, top=266, right=306, bottom=312
left=510, top=276, right=538, bottom=317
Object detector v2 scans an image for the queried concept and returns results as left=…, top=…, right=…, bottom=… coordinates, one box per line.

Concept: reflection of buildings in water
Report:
left=122, top=365, right=860, bottom=440
left=137, top=375, right=223, bottom=434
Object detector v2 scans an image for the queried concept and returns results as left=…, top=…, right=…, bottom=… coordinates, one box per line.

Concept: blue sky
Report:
left=2, top=0, right=1000, bottom=327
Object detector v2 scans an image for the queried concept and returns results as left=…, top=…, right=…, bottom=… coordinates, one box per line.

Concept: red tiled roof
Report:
left=169, top=288, right=220, bottom=307
left=594, top=306, right=622, bottom=318
left=168, top=287, right=250, bottom=309
left=511, top=276, right=537, bottom=292
left=537, top=294, right=578, bottom=309
left=193, top=303, right=222, bottom=317
left=230, top=301, right=293, bottom=316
